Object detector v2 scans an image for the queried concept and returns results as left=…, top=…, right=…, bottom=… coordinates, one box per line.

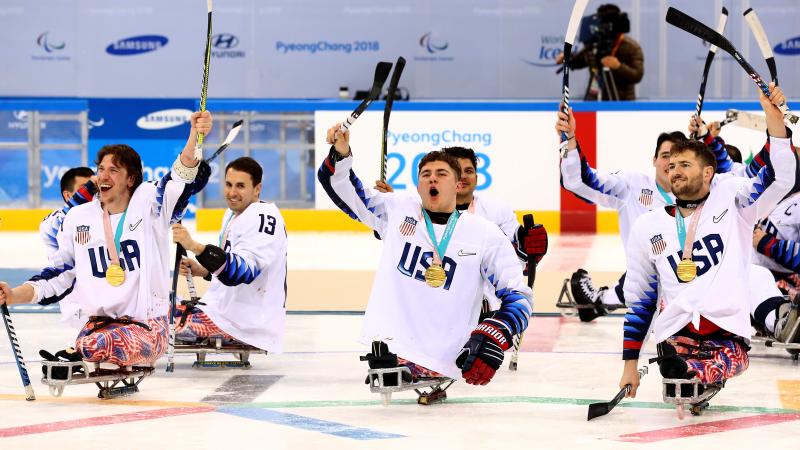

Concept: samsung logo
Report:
left=106, top=35, right=168, bottom=56
left=135, top=109, right=192, bottom=130
left=774, top=36, right=800, bottom=56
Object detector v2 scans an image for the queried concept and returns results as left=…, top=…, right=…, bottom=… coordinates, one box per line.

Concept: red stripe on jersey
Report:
left=623, top=340, right=643, bottom=350
left=764, top=237, right=777, bottom=256
left=324, top=157, right=335, bottom=173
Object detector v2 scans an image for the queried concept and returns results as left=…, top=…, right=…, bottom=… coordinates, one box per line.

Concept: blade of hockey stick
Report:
left=194, top=0, right=213, bottom=160
left=204, top=119, right=244, bottom=164
left=666, top=7, right=797, bottom=124
left=692, top=7, right=728, bottom=130
left=587, top=366, right=647, bottom=420
left=381, top=57, right=406, bottom=182
left=558, top=0, right=590, bottom=156
left=340, top=61, right=393, bottom=132
left=744, top=8, right=778, bottom=85
left=2, top=303, right=35, bottom=400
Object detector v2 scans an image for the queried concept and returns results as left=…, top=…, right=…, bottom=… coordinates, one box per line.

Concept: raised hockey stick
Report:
left=166, top=244, right=188, bottom=373
left=666, top=7, right=798, bottom=124
left=691, top=7, right=728, bottom=139
left=194, top=0, right=213, bottom=160
left=2, top=303, right=35, bottom=400
left=381, top=57, right=406, bottom=182
left=743, top=8, right=778, bottom=86
left=339, top=61, right=393, bottom=133
left=509, top=214, right=537, bottom=371
left=204, top=119, right=244, bottom=164
left=558, top=0, right=590, bottom=157
left=587, top=366, right=648, bottom=420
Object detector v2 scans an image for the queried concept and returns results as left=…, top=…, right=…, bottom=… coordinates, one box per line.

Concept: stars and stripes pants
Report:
left=75, top=316, right=168, bottom=367
left=668, top=336, right=749, bottom=385
left=174, top=305, right=236, bottom=342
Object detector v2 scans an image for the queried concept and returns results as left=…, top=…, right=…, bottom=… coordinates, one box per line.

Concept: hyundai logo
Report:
left=419, top=32, right=448, bottom=54
left=106, top=35, right=168, bottom=56
left=212, top=33, right=239, bottom=49
left=774, top=36, right=800, bottom=56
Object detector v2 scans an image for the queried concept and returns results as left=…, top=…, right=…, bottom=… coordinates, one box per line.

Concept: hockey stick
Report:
left=558, top=0, right=590, bottom=157
left=666, top=7, right=798, bottom=124
left=204, top=119, right=244, bottom=164
left=2, top=303, right=35, bottom=400
left=691, top=7, right=728, bottom=139
left=339, top=61, right=393, bottom=133
left=743, top=8, right=778, bottom=86
left=587, top=366, right=648, bottom=420
left=509, top=214, right=537, bottom=371
left=166, top=244, right=187, bottom=373
left=719, top=109, right=768, bottom=133
left=381, top=57, right=406, bottom=182
left=194, top=0, right=213, bottom=160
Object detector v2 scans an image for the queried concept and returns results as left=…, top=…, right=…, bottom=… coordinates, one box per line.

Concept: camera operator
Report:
left=556, top=4, right=644, bottom=101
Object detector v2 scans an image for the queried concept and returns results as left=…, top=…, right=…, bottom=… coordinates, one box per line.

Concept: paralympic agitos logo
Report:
left=106, top=35, right=168, bottom=56
left=774, top=36, right=800, bottom=56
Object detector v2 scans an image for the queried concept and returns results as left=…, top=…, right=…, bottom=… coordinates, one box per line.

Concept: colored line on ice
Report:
left=0, top=394, right=210, bottom=408
left=0, top=406, right=215, bottom=438
left=778, top=379, right=800, bottom=410
left=216, top=406, right=404, bottom=440
left=617, top=413, right=800, bottom=443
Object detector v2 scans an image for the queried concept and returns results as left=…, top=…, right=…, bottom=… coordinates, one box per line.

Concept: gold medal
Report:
left=105, top=263, right=125, bottom=287
left=676, top=258, right=697, bottom=282
left=424, top=264, right=447, bottom=288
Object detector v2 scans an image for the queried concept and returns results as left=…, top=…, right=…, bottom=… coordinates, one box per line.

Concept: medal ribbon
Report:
left=675, top=203, right=704, bottom=260
left=422, top=209, right=460, bottom=265
left=102, top=206, right=128, bottom=267
left=655, top=183, right=673, bottom=205
left=218, top=211, right=236, bottom=247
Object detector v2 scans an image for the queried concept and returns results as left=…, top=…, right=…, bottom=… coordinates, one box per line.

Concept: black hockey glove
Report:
left=455, top=318, right=513, bottom=385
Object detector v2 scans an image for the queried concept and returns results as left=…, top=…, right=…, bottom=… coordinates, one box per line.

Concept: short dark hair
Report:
left=60, top=167, right=94, bottom=194
left=725, top=144, right=742, bottom=164
left=442, top=147, right=478, bottom=170
left=417, top=151, right=461, bottom=180
left=95, top=144, right=143, bottom=193
left=655, top=131, right=688, bottom=158
left=597, top=3, right=621, bottom=15
left=671, top=140, right=717, bottom=172
left=225, top=157, right=263, bottom=186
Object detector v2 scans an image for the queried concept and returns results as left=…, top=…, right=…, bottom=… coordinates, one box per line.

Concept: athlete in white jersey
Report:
left=558, top=110, right=686, bottom=321
left=173, top=156, right=288, bottom=352
left=39, top=167, right=97, bottom=328
left=318, top=124, right=532, bottom=384
left=751, top=193, right=800, bottom=343
left=617, top=84, right=796, bottom=396
left=0, top=112, right=212, bottom=368
left=376, top=146, right=548, bottom=313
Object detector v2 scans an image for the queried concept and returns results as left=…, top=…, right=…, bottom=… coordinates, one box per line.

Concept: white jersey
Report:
left=199, top=202, right=288, bottom=353
left=319, top=154, right=532, bottom=379
left=38, top=181, right=97, bottom=327
left=752, top=193, right=800, bottom=274
left=561, top=150, right=674, bottom=248
left=621, top=136, right=795, bottom=359
left=25, top=160, right=203, bottom=322
left=462, top=194, right=526, bottom=309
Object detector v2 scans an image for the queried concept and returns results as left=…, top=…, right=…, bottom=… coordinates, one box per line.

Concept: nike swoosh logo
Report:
left=458, top=250, right=476, bottom=256
left=128, top=219, right=142, bottom=231
left=713, top=209, right=728, bottom=223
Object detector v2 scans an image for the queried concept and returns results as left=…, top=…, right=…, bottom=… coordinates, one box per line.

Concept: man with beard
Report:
left=318, top=124, right=532, bottom=387
left=615, top=83, right=795, bottom=398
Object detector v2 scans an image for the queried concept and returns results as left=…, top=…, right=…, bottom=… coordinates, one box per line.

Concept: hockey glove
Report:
left=456, top=318, right=513, bottom=385
left=516, top=224, right=548, bottom=263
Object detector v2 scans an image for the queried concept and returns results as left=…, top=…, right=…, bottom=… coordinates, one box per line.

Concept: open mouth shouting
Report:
left=429, top=186, right=440, bottom=199
left=99, top=183, right=113, bottom=193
